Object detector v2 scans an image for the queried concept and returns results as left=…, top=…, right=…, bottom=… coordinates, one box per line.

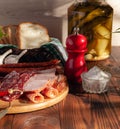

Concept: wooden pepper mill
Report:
left=65, top=27, right=88, bottom=87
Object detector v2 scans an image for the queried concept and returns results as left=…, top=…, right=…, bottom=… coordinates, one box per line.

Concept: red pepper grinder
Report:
left=65, top=27, right=87, bottom=85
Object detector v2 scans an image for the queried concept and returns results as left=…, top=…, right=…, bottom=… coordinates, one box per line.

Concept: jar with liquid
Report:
left=68, top=0, right=113, bottom=61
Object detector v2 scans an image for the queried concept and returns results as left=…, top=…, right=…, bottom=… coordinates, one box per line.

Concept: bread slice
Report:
left=0, top=25, right=18, bottom=46
left=8, top=25, right=18, bottom=46
left=17, top=22, right=50, bottom=49
left=4, top=25, right=18, bottom=46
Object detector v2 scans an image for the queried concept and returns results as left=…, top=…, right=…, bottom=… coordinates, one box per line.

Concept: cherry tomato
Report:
left=0, top=91, right=8, bottom=97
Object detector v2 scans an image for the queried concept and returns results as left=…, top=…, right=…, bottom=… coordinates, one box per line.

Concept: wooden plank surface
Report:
left=0, top=47, right=120, bottom=129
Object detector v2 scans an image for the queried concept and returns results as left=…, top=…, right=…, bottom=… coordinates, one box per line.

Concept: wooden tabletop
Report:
left=0, top=46, right=120, bottom=129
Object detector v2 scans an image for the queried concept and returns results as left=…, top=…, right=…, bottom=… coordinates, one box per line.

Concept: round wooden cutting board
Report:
left=0, top=87, right=69, bottom=114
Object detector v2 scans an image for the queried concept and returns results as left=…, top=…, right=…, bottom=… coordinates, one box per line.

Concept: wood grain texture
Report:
left=0, top=47, right=120, bottom=129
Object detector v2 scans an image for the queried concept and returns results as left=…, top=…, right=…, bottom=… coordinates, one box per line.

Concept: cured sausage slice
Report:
left=0, top=71, right=35, bottom=101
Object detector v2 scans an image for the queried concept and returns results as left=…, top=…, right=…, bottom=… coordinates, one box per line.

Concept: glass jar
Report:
left=68, top=0, right=113, bottom=61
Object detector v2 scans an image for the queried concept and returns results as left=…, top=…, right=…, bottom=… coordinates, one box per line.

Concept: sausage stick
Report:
left=0, top=59, right=60, bottom=68
left=0, top=65, right=58, bottom=76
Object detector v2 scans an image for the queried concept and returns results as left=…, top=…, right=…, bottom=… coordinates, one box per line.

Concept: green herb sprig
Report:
left=0, top=27, right=7, bottom=39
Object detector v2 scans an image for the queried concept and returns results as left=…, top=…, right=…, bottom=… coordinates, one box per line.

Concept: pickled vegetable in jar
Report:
left=68, top=0, right=113, bottom=61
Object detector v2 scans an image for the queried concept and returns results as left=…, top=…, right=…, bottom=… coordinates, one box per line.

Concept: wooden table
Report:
left=0, top=47, right=120, bottom=129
